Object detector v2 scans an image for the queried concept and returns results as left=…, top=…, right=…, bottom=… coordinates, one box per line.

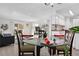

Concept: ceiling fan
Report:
left=44, top=3, right=62, bottom=7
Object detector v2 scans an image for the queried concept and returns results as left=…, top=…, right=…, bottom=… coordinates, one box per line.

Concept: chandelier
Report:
left=44, top=3, right=62, bottom=7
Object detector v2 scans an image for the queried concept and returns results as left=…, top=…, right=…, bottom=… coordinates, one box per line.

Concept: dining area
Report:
left=0, top=3, right=79, bottom=56
left=14, top=28, right=75, bottom=56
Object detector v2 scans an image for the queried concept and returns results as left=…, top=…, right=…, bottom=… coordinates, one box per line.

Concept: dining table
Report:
left=23, top=36, right=65, bottom=56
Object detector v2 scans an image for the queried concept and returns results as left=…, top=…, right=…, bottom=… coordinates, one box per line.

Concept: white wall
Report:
left=64, top=17, right=71, bottom=30
left=13, top=20, right=35, bottom=35
left=64, top=18, right=79, bottom=49
left=0, top=17, right=35, bottom=35
left=0, top=18, right=14, bottom=35
left=72, top=19, right=79, bottom=26
left=51, top=15, right=79, bottom=49
left=72, top=19, right=79, bottom=49
left=23, top=23, right=33, bottom=35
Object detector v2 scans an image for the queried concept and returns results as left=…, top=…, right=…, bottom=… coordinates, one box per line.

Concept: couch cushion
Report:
left=3, top=34, right=11, bottom=37
left=0, top=34, right=3, bottom=38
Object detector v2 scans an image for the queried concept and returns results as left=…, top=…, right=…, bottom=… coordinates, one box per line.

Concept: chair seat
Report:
left=20, top=45, right=35, bottom=52
left=56, top=45, right=70, bottom=50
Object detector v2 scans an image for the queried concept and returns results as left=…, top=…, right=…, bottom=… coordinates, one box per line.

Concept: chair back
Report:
left=43, top=31, right=47, bottom=38
left=64, top=30, right=75, bottom=55
left=15, top=30, right=23, bottom=52
left=18, top=30, right=24, bottom=40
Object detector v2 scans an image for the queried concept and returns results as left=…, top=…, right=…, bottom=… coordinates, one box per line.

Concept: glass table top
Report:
left=23, top=36, right=65, bottom=47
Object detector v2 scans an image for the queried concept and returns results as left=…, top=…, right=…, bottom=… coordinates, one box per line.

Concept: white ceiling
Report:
left=0, top=3, right=79, bottom=23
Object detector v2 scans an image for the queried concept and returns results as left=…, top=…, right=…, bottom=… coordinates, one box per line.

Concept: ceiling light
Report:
left=34, top=24, right=39, bottom=27
left=69, top=10, right=74, bottom=16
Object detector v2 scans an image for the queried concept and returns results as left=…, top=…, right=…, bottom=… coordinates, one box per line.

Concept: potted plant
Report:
left=69, top=26, right=79, bottom=32
left=63, top=26, right=79, bottom=56
left=69, top=26, right=79, bottom=55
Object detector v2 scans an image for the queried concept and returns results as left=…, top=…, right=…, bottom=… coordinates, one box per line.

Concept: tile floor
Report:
left=0, top=44, right=79, bottom=56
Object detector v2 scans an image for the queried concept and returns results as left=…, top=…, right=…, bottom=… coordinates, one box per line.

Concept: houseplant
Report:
left=69, top=26, right=79, bottom=54
left=63, top=26, right=79, bottom=56
left=69, top=26, right=79, bottom=32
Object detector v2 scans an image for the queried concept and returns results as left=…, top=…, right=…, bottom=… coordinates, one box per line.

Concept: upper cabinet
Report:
left=41, top=24, right=65, bottom=31
left=51, top=24, right=65, bottom=31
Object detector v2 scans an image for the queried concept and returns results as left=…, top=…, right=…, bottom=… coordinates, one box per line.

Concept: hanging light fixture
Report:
left=44, top=3, right=62, bottom=30
left=44, top=3, right=62, bottom=7
left=44, top=3, right=54, bottom=7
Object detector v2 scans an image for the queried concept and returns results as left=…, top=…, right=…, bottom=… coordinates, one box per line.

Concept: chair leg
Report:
left=22, top=52, right=24, bottom=56
left=18, top=52, right=21, bottom=56
left=57, top=50, right=59, bottom=55
left=64, top=51, right=65, bottom=56
left=33, top=51, right=35, bottom=56
left=70, top=52, right=72, bottom=56
left=49, top=48, right=51, bottom=56
left=48, top=48, right=51, bottom=56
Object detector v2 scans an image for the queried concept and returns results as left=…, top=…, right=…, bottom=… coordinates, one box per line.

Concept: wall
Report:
left=23, top=22, right=33, bottom=35
left=72, top=19, right=79, bottom=49
left=13, top=20, right=35, bottom=35
left=0, top=17, right=35, bottom=35
left=0, top=18, right=14, bottom=35
left=51, top=15, right=79, bottom=49
left=64, top=18, right=79, bottom=49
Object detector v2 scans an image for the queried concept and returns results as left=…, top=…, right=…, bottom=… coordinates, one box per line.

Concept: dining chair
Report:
left=56, top=30, right=75, bottom=56
left=15, top=30, right=35, bottom=56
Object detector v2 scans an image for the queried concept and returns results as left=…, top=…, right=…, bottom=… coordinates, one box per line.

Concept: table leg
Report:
left=36, top=46, right=40, bottom=56
left=53, top=47, right=56, bottom=55
left=36, top=46, right=43, bottom=56
left=35, top=46, right=37, bottom=56
left=49, top=47, right=56, bottom=56
left=49, top=48, right=51, bottom=56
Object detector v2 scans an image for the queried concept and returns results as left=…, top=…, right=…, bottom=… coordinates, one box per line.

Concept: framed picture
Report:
left=1, top=24, right=8, bottom=30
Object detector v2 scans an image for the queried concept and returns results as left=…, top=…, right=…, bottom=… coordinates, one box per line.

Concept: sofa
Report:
left=0, top=34, right=15, bottom=47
